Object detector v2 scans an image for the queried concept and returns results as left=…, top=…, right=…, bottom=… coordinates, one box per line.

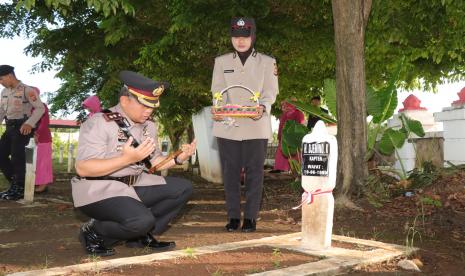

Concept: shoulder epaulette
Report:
left=101, top=110, right=123, bottom=122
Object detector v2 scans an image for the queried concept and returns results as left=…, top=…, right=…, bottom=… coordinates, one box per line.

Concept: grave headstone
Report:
left=24, top=139, right=37, bottom=202
left=67, top=144, right=74, bottom=173
left=299, top=121, right=338, bottom=250
left=192, top=107, right=223, bottom=183
left=160, top=140, right=169, bottom=176
left=59, top=144, right=64, bottom=164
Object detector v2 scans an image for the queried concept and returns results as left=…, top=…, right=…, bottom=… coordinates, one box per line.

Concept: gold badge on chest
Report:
left=142, top=126, right=150, bottom=139
left=116, top=145, right=123, bottom=152
left=117, top=129, right=127, bottom=142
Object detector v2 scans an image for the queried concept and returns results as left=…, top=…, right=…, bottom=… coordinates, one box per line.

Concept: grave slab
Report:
left=8, top=232, right=412, bottom=276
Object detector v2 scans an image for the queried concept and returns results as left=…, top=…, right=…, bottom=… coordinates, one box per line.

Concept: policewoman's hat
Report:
left=119, top=70, right=169, bottom=108
left=0, top=65, right=14, bottom=76
left=230, top=17, right=256, bottom=37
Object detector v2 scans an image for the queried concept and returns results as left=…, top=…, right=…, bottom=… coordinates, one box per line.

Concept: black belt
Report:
left=79, top=175, right=140, bottom=186
left=5, top=118, right=27, bottom=127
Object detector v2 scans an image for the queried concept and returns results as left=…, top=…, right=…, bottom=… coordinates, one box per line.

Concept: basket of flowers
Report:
left=211, top=85, right=261, bottom=117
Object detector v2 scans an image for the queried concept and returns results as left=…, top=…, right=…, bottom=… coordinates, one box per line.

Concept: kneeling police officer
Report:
left=72, top=71, right=195, bottom=256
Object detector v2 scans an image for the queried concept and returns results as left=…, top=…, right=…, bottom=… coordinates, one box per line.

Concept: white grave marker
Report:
left=24, top=139, right=37, bottom=202
left=67, top=144, right=74, bottom=173
left=299, top=121, right=337, bottom=250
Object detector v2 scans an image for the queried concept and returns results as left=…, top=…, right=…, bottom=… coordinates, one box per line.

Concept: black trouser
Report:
left=0, top=121, right=32, bottom=188
left=217, top=138, right=268, bottom=220
left=78, top=177, right=193, bottom=246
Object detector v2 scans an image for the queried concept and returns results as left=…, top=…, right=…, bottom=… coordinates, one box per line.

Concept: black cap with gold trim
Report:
left=119, top=70, right=169, bottom=108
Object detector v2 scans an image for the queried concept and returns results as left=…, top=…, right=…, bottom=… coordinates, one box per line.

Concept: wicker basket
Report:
left=212, top=85, right=260, bottom=118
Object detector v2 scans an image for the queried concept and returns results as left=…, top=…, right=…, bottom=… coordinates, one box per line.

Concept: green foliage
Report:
left=366, top=58, right=404, bottom=160
left=17, top=0, right=135, bottom=17
left=290, top=100, right=337, bottom=124
left=407, top=161, right=439, bottom=190
left=420, top=196, right=442, bottom=207
left=363, top=174, right=392, bottom=208
left=288, top=178, right=302, bottom=192
left=400, top=113, right=426, bottom=138
left=405, top=216, right=422, bottom=255
left=378, top=113, right=425, bottom=156
left=51, top=130, right=78, bottom=159
left=378, top=128, right=407, bottom=155
left=323, top=79, right=337, bottom=117
left=271, top=248, right=282, bottom=268
left=2, top=0, right=465, bottom=158
left=281, top=120, right=308, bottom=157
left=366, top=59, right=403, bottom=124
left=183, top=247, right=197, bottom=259
left=211, top=269, right=223, bottom=276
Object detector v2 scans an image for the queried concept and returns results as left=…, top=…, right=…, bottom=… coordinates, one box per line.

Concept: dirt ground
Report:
left=0, top=162, right=464, bottom=275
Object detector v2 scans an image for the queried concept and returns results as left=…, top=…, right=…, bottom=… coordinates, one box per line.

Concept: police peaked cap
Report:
left=230, top=17, right=256, bottom=37
left=0, top=65, right=14, bottom=76
left=119, top=70, right=169, bottom=108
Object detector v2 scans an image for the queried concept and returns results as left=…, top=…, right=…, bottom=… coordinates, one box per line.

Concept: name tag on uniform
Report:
left=224, top=69, right=234, bottom=73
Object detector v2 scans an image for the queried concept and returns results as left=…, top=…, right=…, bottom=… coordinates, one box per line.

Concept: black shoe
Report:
left=241, top=219, right=256, bottom=233
left=269, top=169, right=282, bottom=174
left=0, top=177, right=15, bottom=199
left=2, top=186, right=24, bottom=201
left=79, top=220, right=115, bottom=256
left=225, top=218, right=240, bottom=232
left=126, top=234, right=176, bottom=251
left=0, top=186, right=15, bottom=199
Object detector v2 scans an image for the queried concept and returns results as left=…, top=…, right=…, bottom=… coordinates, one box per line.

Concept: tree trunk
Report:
left=168, top=130, right=184, bottom=150
left=332, top=0, right=372, bottom=197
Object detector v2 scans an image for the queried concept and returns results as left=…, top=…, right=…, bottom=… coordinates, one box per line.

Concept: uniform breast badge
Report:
left=117, top=129, right=127, bottom=142
left=142, top=126, right=150, bottom=139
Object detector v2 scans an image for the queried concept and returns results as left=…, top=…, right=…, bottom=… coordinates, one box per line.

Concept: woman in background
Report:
left=272, top=99, right=305, bottom=173
left=82, top=95, right=102, bottom=118
left=31, top=87, right=53, bottom=193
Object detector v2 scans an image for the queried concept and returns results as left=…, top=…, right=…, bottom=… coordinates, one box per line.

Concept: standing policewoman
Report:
left=211, top=18, right=278, bottom=232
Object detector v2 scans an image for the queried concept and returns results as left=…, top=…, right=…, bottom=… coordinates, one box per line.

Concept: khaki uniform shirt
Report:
left=71, top=104, right=166, bottom=207
left=0, top=82, right=45, bottom=127
left=211, top=50, right=278, bottom=140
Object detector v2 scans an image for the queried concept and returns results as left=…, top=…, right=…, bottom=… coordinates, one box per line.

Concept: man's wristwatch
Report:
left=174, top=156, right=184, bottom=165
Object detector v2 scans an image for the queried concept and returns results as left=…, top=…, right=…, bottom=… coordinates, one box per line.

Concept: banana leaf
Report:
left=281, top=120, right=309, bottom=157
left=378, top=128, right=407, bottom=155
left=324, top=79, right=337, bottom=117
left=399, top=113, right=425, bottom=137
left=289, top=100, right=337, bottom=124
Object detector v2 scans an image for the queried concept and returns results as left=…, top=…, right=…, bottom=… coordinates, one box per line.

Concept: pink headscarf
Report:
left=30, top=86, right=52, bottom=143
left=82, top=95, right=102, bottom=117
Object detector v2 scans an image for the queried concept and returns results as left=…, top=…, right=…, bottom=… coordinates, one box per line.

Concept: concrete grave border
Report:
left=8, top=232, right=412, bottom=276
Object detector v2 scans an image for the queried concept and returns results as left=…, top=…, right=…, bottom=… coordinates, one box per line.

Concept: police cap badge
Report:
left=119, top=70, right=169, bottom=108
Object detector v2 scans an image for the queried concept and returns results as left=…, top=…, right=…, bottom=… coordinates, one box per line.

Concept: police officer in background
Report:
left=0, top=65, right=45, bottom=201
left=211, top=18, right=278, bottom=232
left=73, top=70, right=195, bottom=256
